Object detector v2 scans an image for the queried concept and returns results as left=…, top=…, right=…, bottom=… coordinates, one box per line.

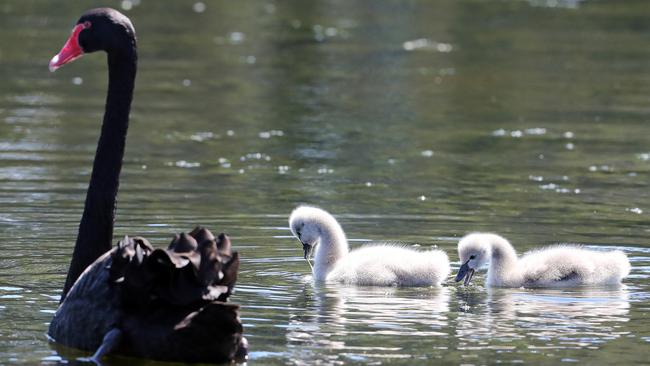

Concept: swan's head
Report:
left=289, top=205, right=334, bottom=260
left=455, top=233, right=494, bottom=285
left=50, top=8, right=136, bottom=72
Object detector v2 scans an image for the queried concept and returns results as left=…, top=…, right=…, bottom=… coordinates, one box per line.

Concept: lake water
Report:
left=0, top=0, right=649, bottom=364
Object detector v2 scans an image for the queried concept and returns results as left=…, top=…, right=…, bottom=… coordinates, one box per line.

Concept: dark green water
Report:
left=1, top=0, right=649, bottom=364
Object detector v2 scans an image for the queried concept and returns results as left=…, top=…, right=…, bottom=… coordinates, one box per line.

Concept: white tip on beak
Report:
left=49, top=55, right=60, bottom=72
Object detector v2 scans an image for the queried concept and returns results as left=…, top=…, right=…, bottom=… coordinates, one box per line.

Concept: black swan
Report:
left=47, top=8, right=247, bottom=363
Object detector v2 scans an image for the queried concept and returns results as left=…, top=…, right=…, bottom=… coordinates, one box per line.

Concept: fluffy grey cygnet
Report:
left=455, top=233, right=631, bottom=287
left=289, top=206, right=450, bottom=286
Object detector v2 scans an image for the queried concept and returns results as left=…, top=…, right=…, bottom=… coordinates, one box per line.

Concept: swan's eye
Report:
left=296, top=229, right=301, bottom=237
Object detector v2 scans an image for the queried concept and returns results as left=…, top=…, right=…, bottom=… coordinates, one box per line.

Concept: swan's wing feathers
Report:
left=105, top=230, right=245, bottom=361
left=170, top=302, right=245, bottom=362
left=520, top=245, right=607, bottom=286
left=335, top=244, right=449, bottom=286
left=217, top=252, right=239, bottom=301
left=216, top=233, right=232, bottom=255
left=521, top=243, right=583, bottom=258
left=168, top=232, right=199, bottom=253
left=189, top=226, right=216, bottom=245
left=120, top=301, right=245, bottom=363
left=113, top=229, right=241, bottom=308
left=522, top=269, right=579, bottom=287
left=49, top=250, right=122, bottom=351
left=558, top=271, right=580, bottom=282
left=197, top=235, right=239, bottom=301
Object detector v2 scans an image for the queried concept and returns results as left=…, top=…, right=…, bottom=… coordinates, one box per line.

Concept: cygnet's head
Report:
left=455, top=233, right=497, bottom=285
left=289, top=205, right=333, bottom=260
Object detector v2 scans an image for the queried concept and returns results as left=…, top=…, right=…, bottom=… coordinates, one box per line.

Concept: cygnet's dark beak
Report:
left=302, top=242, right=313, bottom=260
left=455, top=260, right=475, bottom=286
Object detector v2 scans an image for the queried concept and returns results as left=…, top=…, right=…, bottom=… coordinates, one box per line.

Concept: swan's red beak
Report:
left=49, top=23, right=88, bottom=72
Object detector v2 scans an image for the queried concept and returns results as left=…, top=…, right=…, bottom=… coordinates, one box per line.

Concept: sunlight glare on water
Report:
left=0, top=0, right=649, bottom=365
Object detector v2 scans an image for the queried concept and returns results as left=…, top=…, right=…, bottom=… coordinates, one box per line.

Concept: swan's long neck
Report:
left=487, top=236, right=520, bottom=287
left=61, top=48, right=137, bottom=300
left=313, top=216, right=349, bottom=281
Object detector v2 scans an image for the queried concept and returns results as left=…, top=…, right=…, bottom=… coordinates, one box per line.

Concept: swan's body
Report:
left=289, top=206, right=450, bottom=286
left=48, top=8, right=246, bottom=362
left=50, top=229, right=246, bottom=363
left=455, top=233, right=630, bottom=288
left=326, top=244, right=451, bottom=286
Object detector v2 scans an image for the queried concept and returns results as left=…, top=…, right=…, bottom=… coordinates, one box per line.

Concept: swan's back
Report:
left=327, top=244, right=450, bottom=286
left=518, top=245, right=630, bottom=287
left=50, top=228, right=247, bottom=362
left=48, top=250, right=120, bottom=351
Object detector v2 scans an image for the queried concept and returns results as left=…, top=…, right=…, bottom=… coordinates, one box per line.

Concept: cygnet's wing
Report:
left=331, top=243, right=449, bottom=286
left=519, top=245, right=593, bottom=286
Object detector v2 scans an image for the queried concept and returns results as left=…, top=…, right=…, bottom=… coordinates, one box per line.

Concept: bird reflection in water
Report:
left=454, top=285, right=630, bottom=354
left=285, top=284, right=451, bottom=363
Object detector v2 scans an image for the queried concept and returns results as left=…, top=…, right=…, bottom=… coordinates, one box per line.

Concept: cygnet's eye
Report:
left=470, top=255, right=476, bottom=260
left=295, top=223, right=305, bottom=237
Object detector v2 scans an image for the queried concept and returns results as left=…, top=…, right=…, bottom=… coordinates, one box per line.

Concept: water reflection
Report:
left=456, top=286, right=630, bottom=353
left=1, top=0, right=650, bottom=364
left=285, top=283, right=450, bottom=363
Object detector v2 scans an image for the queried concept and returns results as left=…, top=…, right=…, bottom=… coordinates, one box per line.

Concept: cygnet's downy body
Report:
left=289, top=206, right=450, bottom=286
left=455, top=233, right=631, bottom=288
